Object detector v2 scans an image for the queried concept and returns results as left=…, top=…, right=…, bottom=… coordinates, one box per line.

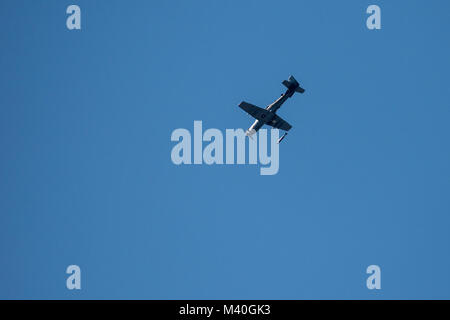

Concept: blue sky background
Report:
left=1, top=0, right=450, bottom=299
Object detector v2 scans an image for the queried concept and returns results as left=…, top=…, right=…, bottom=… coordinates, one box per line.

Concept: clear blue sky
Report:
left=1, top=0, right=450, bottom=299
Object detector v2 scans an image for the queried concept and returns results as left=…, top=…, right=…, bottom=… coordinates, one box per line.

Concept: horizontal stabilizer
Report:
left=282, top=75, right=305, bottom=94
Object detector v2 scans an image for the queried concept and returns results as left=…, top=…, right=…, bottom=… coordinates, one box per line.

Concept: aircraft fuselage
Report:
left=239, top=75, right=304, bottom=137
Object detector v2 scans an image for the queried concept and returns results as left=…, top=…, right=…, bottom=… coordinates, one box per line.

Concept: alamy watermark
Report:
left=366, top=265, right=381, bottom=290
left=170, top=121, right=280, bottom=175
left=66, top=5, right=81, bottom=30
left=66, top=265, right=81, bottom=290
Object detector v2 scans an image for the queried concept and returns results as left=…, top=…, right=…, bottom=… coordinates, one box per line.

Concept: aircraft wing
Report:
left=267, top=114, right=292, bottom=131
left=239, top=101, right=271, bottom=122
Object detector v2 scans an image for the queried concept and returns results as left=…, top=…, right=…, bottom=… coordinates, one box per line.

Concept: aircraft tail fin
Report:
left=282, top=75, right=305, bottom=95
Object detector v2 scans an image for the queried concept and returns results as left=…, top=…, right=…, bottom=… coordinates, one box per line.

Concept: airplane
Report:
left=238, top=75, right=305, bottom=143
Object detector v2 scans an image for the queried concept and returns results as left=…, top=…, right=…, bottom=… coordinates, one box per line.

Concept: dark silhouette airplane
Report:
left=238, top=75, right=304, bottom=143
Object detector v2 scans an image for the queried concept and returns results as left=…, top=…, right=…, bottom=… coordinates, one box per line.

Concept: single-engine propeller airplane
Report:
left=238, top=75, right=305, bottom=143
